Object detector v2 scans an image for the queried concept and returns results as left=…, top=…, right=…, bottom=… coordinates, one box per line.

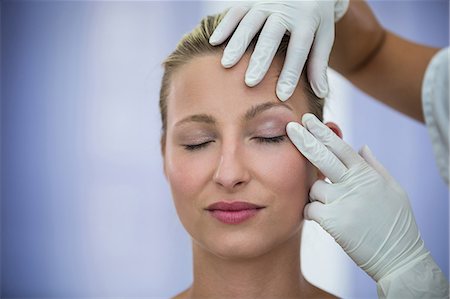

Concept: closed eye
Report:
left=253, top=135, right=286, bottom=144
left=183, top=141, right=214, bottom=151
left=183, top=135, right=286, bottom=151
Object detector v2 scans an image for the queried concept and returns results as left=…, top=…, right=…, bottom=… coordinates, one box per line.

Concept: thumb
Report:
left=304, top=201, right=329, bottom=225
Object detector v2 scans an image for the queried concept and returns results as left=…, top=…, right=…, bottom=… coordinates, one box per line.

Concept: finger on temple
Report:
left=221, top=9, right=268, bottom=68
left=302, top=113, right=365, bottom=168
left=209, top=6, right=251, bottom=46
left=286, top=122, right=347, bottom=183
left=276, top=27, right=314, bottom=102
left=309, top=180, right=334, bottom=204
left=245, top=15, right=287, bottom=87
left=359, top=145, right=395, bottom=183
left=307, top=21, right=334, bottom=98
left=304, top=201, right=328, bottom=224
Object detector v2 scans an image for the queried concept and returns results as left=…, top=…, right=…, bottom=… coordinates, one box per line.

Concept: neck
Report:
left=188, top=230, right=310, bottom=299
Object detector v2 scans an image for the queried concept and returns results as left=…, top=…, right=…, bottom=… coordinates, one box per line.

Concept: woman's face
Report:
left=164, top=54, right=316, bottom=259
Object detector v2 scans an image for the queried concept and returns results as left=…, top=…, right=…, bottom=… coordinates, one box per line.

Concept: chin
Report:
left=208, top=239, right=273, bottom=261
left=198, top=226, right=300, bottom=261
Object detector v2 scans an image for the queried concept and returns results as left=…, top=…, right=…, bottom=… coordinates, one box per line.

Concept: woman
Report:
left=209, top=1, right=449, bottom=297
left=159, top=12, right=342, bottom=298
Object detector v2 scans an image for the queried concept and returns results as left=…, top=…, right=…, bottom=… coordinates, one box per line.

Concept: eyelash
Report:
left=253, top=135, right=286, bottom=144
left=183, top=141, right=214, bottom=151
left=183, top=135, right=286, bottom=151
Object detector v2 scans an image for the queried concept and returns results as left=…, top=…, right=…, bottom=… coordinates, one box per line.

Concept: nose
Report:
left=213, top=146, right=250, bottom=191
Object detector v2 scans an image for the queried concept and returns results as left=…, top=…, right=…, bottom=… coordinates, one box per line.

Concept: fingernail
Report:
left=286, top=122, right=304, bottom=144
left=245, top=75, right=258, bottom=87
left=276, top=83, right=294, bottom=102
left=286, top=122, right=300, bottom=135
left=301, top=113, right=316, bottom=128
left=209, top=29, right=221, bottom=45
left=312, top=80, right=329, bottom=98
left=221, top=54, right=234, bottom=68
left=245, top=68, right=260, bottom=87
left=209, top=35, right=219, bottom=45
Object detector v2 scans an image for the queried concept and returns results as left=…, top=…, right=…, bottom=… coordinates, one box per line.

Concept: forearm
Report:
left=330, top=0, right=440, bottom=123
left=330, top=0, right=384, bottom=75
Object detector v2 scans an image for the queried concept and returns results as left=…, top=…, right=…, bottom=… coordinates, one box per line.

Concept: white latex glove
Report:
left=209, top=0, right=349, bottom=101
left=286, top=113, right=449, bottom=298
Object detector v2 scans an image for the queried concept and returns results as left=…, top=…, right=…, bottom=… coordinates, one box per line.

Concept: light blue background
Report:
left=1, top=1, right=448, bottom=298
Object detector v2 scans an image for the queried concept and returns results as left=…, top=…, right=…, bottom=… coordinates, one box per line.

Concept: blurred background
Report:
left=1, top=1, right=448, bottom=298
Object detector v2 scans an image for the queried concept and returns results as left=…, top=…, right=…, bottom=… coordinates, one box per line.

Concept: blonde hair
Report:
left=159, top=11, right=324, bottom=150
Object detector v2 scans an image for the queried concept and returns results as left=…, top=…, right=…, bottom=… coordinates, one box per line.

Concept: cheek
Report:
left=164, top=146, right=216, bottom=219
left=166, top=155, right=202, bottom=198
left=254, top=143, right=314, bottom=213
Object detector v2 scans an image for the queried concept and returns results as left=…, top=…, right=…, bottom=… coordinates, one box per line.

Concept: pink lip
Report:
left=206, top=201, right=265, bottom=224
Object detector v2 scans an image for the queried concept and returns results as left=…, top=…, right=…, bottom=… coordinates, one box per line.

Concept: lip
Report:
left=205, top=201, right=266, bottom=224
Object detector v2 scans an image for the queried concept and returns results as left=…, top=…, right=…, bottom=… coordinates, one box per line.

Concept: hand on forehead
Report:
left=167, top=54, right=310, bottom=124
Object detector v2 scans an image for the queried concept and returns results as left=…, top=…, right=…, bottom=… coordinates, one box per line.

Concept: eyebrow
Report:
left=244, top=102, right=293, bottom=121
left=174, top=101, right=293, bottom=127
left=175, top=114, right=215, bottom=127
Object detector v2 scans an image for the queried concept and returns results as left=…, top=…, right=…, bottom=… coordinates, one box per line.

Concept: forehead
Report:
left=166, top=54, right=309, bottom=123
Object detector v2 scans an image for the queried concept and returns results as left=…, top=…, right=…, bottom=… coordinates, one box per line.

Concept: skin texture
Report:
left=163, top=53, right=338, bottom=299
left=330, top=0, right=439, bottom=122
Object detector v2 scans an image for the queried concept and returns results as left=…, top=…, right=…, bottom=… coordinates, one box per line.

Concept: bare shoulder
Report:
left=171, top=287, right=190, bottom=299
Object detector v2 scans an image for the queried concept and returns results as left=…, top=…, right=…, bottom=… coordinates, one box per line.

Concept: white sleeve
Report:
left=422, top=47, right=449, bottom=185
left=376, top=253, right=449, bottom=298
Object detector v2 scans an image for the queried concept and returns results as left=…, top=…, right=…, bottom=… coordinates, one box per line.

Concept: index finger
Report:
left=286, top=122, right=347, bottom=183
left=302, top=113, right=365, bottom=168
left=209, top=6, right=251, bottom=46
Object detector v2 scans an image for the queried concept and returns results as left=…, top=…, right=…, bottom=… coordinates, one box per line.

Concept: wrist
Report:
left=362, top=234, right=429, bottom=282
left=372, top=242, right=429, bottom=282
left=377, top=253, right=449, bottom=298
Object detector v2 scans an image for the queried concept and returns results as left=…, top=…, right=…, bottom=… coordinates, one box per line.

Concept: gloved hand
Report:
left=209, top=0, right=350, bottom=101
left=286, top=113, right=449, bottom=298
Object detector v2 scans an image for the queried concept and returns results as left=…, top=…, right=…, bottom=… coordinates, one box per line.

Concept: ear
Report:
left=316, top=122, right=343, bottom=180
left=325, top=121, right=343, bottom=138
left=163, top=157, right=168, bottom=179
left=161, top=136, right=169, bottom=179
left=162, top=154, right=170, bottom=181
